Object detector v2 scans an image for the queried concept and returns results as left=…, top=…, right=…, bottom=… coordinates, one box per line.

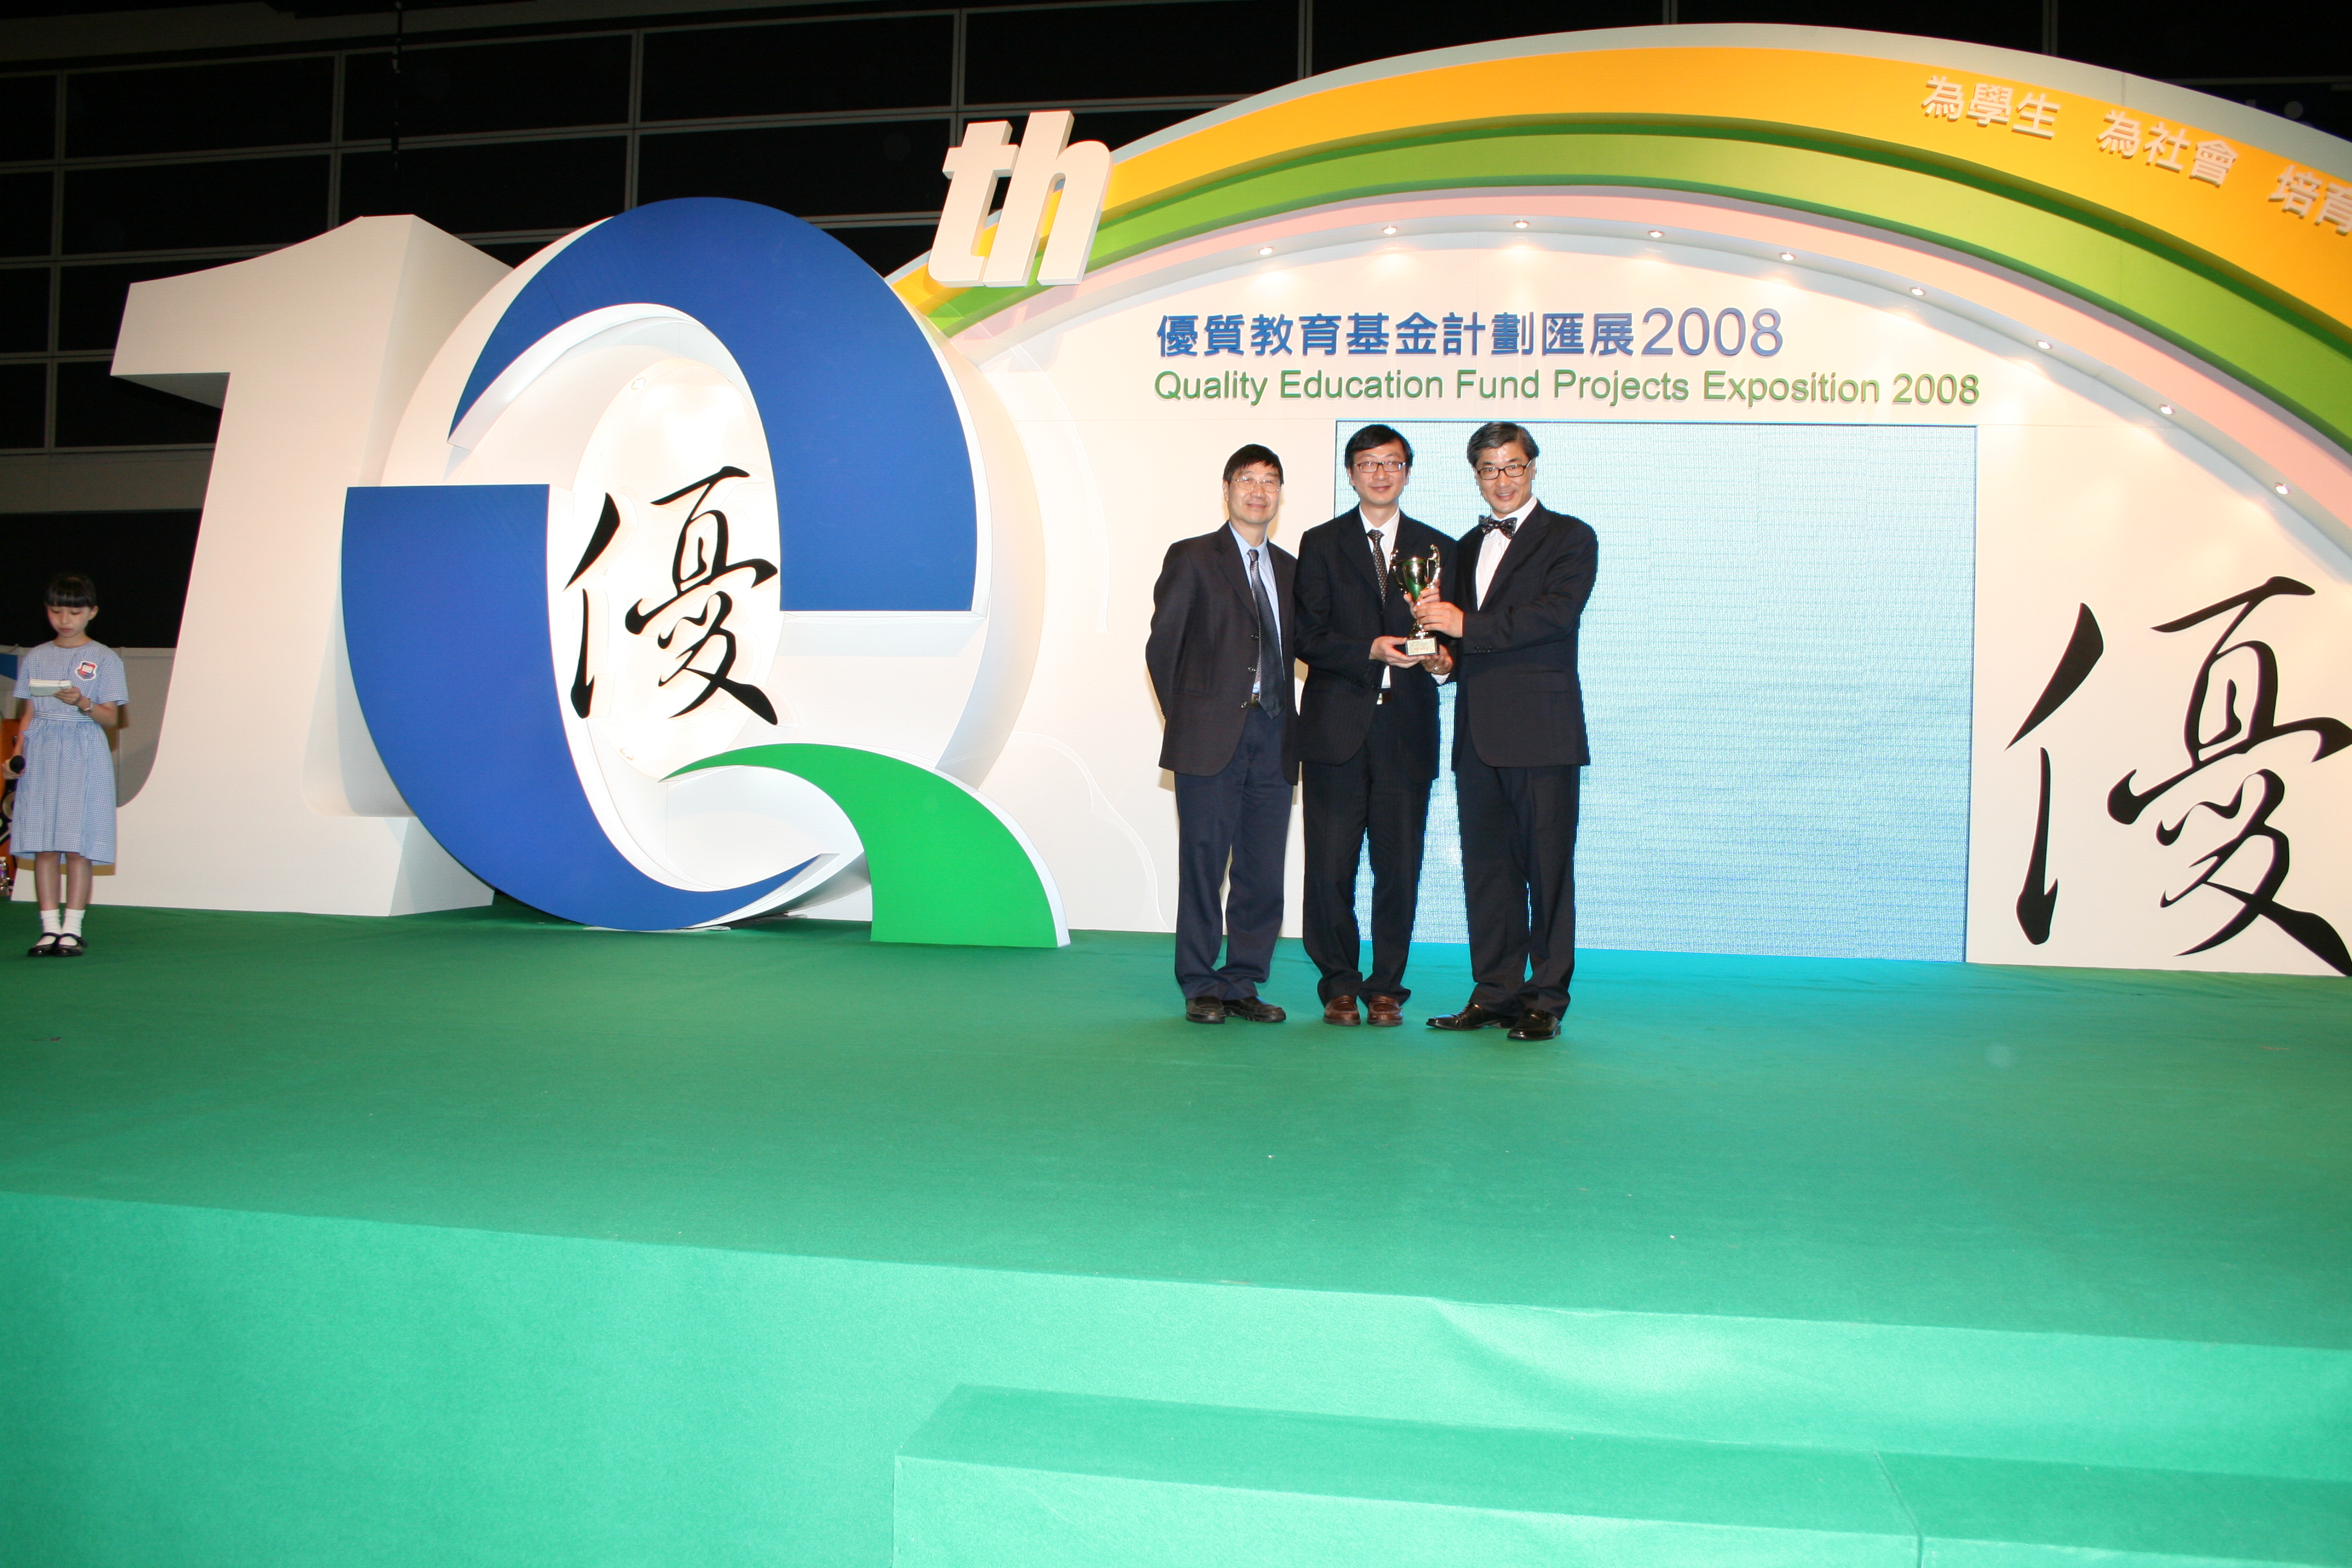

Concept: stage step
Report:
left=895, top=1387, right=2352, bottom=1568
left=1883, top=1454, right=2352, bottom=1568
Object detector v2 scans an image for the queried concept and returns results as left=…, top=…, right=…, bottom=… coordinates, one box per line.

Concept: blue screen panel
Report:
left=1339, top=420, right=1975, bottom=962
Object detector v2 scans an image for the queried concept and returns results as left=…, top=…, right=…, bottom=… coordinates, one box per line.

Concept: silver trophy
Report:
left=1394, top=546, right=1443, bottom=657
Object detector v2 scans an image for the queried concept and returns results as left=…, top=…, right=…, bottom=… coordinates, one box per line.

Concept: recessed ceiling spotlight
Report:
left=2275, top=482, right=2292, bottom=495
left=1514, top=220, right=1529, bottom=229
left=1258, top=245, right=1273, bottom=256
left=2036, top=340, right=2051, bottom=350
left=1779, top=251, right=1794, bottom=261
left=2158, top=403, right=2174, bottom=415
left=1382, top=225, right=1397, bottom=235
left=1647, top=229, right=1664, bottom=238
left=1910, top=287, right=1926, bottom=297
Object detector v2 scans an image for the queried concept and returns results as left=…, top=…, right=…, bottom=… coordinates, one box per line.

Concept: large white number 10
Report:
left=77, top=217, right=509, bottom=916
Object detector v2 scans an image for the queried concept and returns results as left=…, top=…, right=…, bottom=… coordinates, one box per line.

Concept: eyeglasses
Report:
left=1350, top=458, right=1408, bottom=474
left=1474, top=460, right=1531, bottom=480
left=1230, top=474, right=1282, bottom=491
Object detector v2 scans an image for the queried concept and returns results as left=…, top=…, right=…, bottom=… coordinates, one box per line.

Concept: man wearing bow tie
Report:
left=1411, top=422, right=1598, bottom=1040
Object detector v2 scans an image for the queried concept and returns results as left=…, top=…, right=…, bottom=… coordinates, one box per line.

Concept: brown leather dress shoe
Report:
left=1224, top=996, right=1287, bottom=1023
left=1322, top=996, right=1362, bottom=1026
left=1426, top=1001, right=1521, bottom=1031
left=1364, top=995, right=1404, bottom=1027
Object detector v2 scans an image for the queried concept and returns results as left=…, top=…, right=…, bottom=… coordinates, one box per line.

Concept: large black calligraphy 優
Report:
left=622, top=466, right=780, bottom=725
left=2109, top=577, right=2351, bottom=973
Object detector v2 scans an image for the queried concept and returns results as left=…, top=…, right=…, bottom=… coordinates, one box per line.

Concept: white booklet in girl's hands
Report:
left=25, top=679, right=70, bottom=697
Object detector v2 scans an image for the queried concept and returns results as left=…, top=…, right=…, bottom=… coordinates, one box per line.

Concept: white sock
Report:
left=40, top=907, right=62, bottom=935
left=61, top=907, right=85, bottom=937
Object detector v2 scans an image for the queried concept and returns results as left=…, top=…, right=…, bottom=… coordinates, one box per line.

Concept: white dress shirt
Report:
left=1472, top=497, right=1538, bottom=609
left=1357, top=506, right=1401, bottom=690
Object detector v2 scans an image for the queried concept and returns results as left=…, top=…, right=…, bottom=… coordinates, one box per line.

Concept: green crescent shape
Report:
left=673, top=744, right=1067, bottom=949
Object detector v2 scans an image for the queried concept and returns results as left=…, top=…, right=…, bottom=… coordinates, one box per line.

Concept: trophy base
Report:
left=1403, top=635, right=1439, bottom=658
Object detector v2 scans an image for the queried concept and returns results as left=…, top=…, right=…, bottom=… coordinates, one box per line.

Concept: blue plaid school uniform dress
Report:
left=12, top=641, right=125, bottom=864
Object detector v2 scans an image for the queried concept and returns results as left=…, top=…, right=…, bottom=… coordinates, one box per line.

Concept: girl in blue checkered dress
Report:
left=11, top=574, right=126, bottom=957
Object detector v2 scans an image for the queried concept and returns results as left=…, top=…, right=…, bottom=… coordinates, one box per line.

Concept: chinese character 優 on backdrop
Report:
left=1156, top=315, right=1199, bottom=356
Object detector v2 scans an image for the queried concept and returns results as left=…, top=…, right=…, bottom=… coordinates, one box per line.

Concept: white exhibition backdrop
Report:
left=961, top=203, right=2352, bottom=976
left=39, top=197, right=2350, bottom=977
left=1333, top=419, right=1976, bottom=962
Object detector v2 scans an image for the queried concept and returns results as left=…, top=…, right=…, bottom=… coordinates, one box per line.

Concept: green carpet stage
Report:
left=3, top=902, right=2347, bottom=1566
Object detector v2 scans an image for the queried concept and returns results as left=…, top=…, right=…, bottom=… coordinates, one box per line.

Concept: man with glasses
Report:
left=1293, top=424, right=1456, bottom=1027
left=1410, top=422, right=1597, bottom=1041
left=1146, top=445, right=1300, bottom=1024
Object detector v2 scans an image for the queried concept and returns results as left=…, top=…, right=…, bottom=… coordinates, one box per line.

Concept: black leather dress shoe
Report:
left=1426, top=1001, right=1520, bottom=1031
left=1508, top=1011, right=1560, bottom=1040
left=1224, top=996, right=1287, bottom=1023
left=1185, top=996, right=1227, bottom=1024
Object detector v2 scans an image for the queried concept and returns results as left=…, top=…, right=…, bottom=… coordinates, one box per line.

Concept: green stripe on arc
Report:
left=928, top=122, right=2352, bottom=457
left=673, top=744, right=1067, bottom=949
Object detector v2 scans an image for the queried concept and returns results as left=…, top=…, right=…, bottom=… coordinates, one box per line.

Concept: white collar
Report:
left=1355, top=506, right=1404, bottom=538
left=1489, top=497, right=1538, bottom=529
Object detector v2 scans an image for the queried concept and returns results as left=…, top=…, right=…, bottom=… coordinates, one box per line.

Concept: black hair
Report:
left=1223, top=443, right=1285, bottom=484
left=1343, top=424, right=1414, bottom=468
left=1466, top=422, right=1540, bottom=464
left=43, top=572, right=97, bottom=610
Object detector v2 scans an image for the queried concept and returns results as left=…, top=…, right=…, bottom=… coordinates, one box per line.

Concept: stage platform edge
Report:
left=5, top=1190, right=2347, bottom=1567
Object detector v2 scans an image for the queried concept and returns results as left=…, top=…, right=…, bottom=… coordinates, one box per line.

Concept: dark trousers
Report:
left=1301, top=703, right=1431, bottom=1002
left=1455, top=756, right=1579, bottom=1018
left=1172, top=703, right=1292, bottom=999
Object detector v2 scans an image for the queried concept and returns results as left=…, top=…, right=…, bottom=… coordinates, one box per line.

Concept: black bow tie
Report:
left=1480, top=517, right=1517, bottom=537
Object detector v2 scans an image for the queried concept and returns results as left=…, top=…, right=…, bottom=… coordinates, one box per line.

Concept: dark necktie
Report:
left=1247, top=546, right=1281, bottom=707
left=1367, top=529, right=1389, bottom=600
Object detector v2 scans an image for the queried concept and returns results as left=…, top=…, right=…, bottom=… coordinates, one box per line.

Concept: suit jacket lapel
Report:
left=1215, top=529, right=1256, bottom=616
left=1454, top=525, right=1485, bottom=607
left=1343, top=515, right=1387, bottom=604
left=1272, top=546, right=1299, bottom=671
left=1481, top=508, right=1550, bottom=604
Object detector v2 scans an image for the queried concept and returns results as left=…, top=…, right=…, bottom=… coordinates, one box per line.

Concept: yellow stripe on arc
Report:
left=893, top=40, right=2352, bottom=435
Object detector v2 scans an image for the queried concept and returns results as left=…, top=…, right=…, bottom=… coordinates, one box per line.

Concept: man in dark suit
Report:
left=1145, top=444, right=1299, bottom=1025
left=1411, top=422, right=1597, bottom=1041
left=1293, top=424, right=1456, bottom=1027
